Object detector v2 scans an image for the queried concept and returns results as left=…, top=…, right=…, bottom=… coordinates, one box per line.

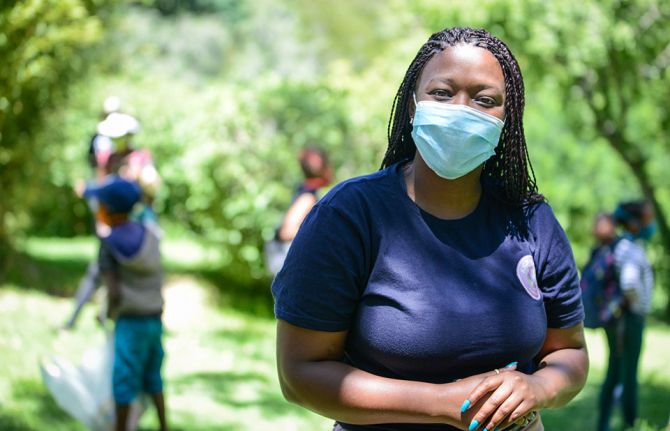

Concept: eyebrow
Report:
left=426, top=77, right=503, bottom=92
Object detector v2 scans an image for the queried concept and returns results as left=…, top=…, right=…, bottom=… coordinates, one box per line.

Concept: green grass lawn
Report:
left=1, top=237, right=669, bottom=430
left=0, top=277, right=332, bottom=431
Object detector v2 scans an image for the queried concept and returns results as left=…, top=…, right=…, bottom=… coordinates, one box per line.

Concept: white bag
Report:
left=40, top=331, right=147, bottom=431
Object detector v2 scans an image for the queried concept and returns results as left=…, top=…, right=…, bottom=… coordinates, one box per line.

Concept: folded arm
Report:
left=277, top=319, right=504, bottom=429
left=464, top=324, right=589, bottom=430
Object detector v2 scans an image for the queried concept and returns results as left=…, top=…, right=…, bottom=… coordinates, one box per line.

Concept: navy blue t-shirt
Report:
left=272, top=162, right=584, bottom=431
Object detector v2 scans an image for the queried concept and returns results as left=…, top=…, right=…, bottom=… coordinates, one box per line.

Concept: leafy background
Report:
left=1, top=0, right=670, bottom=429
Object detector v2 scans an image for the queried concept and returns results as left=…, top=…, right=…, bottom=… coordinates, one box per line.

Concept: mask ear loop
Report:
left=410, top=93, right=418, bottom=125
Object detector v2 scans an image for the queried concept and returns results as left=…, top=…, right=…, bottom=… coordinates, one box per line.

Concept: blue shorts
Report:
left=113, top=316, right=164, bottom=405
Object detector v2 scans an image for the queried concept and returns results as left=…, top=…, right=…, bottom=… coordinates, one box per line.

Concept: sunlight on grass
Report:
left=541, top=327, right=670, bottom=430
left=2, top=236, right=669, bottom=430
left=19, top=236, right=227, bottom=272
left=2, top=278, right=668, bottom=430
left=20, top=237, right=99, bottom=262
left=0, top=278, right=331, bottom=431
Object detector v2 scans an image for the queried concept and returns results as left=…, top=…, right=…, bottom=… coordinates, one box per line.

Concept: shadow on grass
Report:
left=4, top=252, right=90, bottom=297
left=5, top=248, right=275, bottom=319
left=0, top=378, right=85, bottom=431
left=171, top=370, right=313, bottom=421
left=177, top=267, right=275, bottom=319
left=542, top=377, right=670, bottom=430
left=204, top=326, right=275, bottom=363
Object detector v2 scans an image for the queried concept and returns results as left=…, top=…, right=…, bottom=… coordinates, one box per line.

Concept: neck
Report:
left=101, top=213, right=129, bottom=226
left=404, top=155, right=482, bottom=220
left=303, top=176, right=329, bottom=191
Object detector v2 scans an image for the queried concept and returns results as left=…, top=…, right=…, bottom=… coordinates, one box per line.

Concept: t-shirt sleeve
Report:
left=271, top=203, right=368, bottom=332
left=532, top=205, right=585, bottom=329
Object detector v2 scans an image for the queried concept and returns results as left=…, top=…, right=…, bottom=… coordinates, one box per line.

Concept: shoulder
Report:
left=318, top=165, right=400, bottom=214
left=483, top=191, right=560, bottom=241
left=105, top=221, right=146, bottom=257
left=614, top=237, right=643, bottom=260
left=112, top=220, right=145, bottom=237
left=521, top=200, right=565, bottom=238
left=523, top=200, right=557, bottom=223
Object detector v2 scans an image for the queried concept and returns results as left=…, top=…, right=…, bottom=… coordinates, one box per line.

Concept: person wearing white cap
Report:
left=97, top=112, right=141, bottom=140
left=97, top=112, right=141, bottom=173
left=88, top=97, right=137, bottom=181
left=66, top=101, right=152, bottom=330
left=100, top=112, right=160, bottom=227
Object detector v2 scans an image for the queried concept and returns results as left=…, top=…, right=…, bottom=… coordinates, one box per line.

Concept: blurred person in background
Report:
left=264, top=146, right=333, bottom=275
left=272, top=27, right=588, bottom=431
left=592, top=213, right=617, bottom=248
left=580, top=213, right=622, bottom=329
left=597, top=200, right=656, bottom=431
left=65, top=109, right=160, bottom=329
left=100, top=111, right=161, bottom=228
left=84, top=177, right=168, bottom=431
left=88, top=96, right=122, bottom=182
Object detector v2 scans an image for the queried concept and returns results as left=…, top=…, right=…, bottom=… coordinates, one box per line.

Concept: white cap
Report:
left=102, top=96, right=122, bottom=114
left=97, top=113, right=140, bottom=138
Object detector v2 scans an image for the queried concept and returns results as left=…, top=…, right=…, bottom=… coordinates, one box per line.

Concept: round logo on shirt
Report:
left=516, top=255, right=541, bottom=300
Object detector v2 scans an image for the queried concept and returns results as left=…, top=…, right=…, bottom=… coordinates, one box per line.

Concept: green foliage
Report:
left=0, top=0, right=117, bottom=270
left=288, top=0, right=414, bottom=69
left=6, top=1, right=670, bottom=314
left=134, top=0, right=250, bottom=18
left=29, top=4, right=402, bottom=282
left=410, top=0, right=670, bottom=314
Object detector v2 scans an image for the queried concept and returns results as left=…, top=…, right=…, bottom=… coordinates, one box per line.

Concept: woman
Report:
left=265, top=147, right=333, bottom=275
left=597, top=201, right=655, bottom=431
left=277, top=147, right=333, bottom=243
left=272, top=27, right=588, bottom=431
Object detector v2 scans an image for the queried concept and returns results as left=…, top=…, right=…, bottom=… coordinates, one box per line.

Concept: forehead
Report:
left=417, top=44, right=505, bottom=91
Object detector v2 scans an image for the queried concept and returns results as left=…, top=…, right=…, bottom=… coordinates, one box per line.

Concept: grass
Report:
left=1, top=236, right=669, bottom=430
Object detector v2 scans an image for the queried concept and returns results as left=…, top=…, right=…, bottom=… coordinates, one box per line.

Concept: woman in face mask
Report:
left=272, top=27, right=588, bottom=431
left=598, top=201, right=655, bottom=431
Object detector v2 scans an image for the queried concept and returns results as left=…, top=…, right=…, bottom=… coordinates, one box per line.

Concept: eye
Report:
left=429, top=89, right=453, bottom=100
left=476, top=96, right=497, bottom=107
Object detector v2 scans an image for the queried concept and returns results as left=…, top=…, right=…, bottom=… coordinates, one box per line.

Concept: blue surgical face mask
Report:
left=410, top=95, right=504, bottom=180
left=636, top=220, right=657, bottom=241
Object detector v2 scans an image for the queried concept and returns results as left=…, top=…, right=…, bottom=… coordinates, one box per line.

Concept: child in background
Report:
left=84, top=176, right=168, bottom=431
left=65, top=111, right=160, bottom=329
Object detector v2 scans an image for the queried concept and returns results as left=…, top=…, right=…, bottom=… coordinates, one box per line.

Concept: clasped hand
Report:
left=461, top=366, right=548, bottom=431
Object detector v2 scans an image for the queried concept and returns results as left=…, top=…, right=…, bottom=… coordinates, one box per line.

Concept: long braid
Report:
left=382, top=27, right=542, bottom=206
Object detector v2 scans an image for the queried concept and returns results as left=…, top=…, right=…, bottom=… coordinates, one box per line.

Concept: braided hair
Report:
left=382, top=27, right=542, bottom=206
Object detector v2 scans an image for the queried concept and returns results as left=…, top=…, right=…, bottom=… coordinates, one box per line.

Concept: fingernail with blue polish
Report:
left=505, top=361, right=518, bottom=368
left=468, top=419, right=479, bottom=431
left=483, top=428, right=489, bottom=431
left=460, top=399, right=471, bottom=412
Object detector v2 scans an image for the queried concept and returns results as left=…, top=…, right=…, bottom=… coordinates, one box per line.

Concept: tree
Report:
left=0, top=0, right=116, bottom=273
left=414, top=0, right=670, bottom=318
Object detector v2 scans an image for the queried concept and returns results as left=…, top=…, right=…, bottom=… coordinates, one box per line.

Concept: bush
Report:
left=0, top=0, right=117, bottom=270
